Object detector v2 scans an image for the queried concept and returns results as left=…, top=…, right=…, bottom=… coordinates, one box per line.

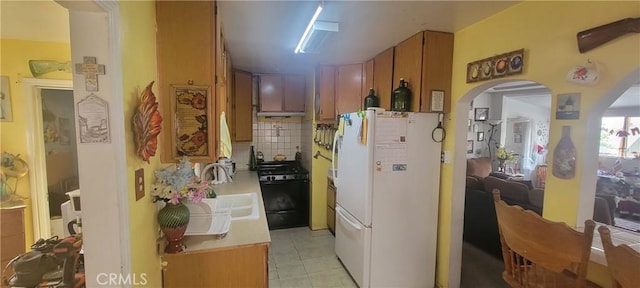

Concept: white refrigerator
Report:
left=331, top=110, right=442, bottom=288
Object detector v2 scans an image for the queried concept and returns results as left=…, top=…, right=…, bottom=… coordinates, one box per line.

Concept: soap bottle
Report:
left=391, top=78, right=411, bottom=112
left=249, top=145, right=257, bottom=171
left=364, top=88, right=379, bottom=109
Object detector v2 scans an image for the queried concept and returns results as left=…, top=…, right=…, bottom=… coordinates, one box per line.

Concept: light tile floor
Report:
left=269, top=227, right=357, bottom=288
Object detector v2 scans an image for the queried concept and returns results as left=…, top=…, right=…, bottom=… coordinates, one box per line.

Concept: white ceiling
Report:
left=218, top=0, right=520, bottom=74
left=4, top=0, right=637, bottom=109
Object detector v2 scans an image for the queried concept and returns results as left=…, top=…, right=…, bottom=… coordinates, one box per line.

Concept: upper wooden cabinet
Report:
left=336, top=63, right=363, bottom=115
left=373, top=47, right=394, bottom=110
left=156, top=1, right=217, bottom=162
left=283, top=75, right=305, bottom=112
left=363, top=59, right=374, bottom=99
left=393, top=32, right=424, bottom=112
left=258, top=74, right=305, bottom=114
left=233, top=70, right=253, bottom=142
left=315, top=65, right=336, bottom=121
left=391, top=31, right=454, bottom=113
left=258, top=75, right=284, bottom=112
left=421, top=31, right=454, bottom=113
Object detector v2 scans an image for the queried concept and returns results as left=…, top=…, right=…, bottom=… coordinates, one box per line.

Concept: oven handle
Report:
left=336, top=206, right=361, bottom=231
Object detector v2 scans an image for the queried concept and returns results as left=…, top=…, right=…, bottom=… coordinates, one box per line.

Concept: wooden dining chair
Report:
left=598, top=225, right=640, bottom=288
left=492, top=189, right=597, bottom=288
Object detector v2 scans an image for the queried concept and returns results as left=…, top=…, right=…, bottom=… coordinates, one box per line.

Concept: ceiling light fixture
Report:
left=294, top=3, right=339, bottom=54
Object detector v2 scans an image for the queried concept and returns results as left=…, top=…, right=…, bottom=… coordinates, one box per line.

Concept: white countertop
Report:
left=164, top=171, right=270, bottom=256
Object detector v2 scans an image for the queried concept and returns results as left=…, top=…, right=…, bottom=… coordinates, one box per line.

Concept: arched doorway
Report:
left=449, top=79, right=552, bottom=287
left=579, top=68, right=640, bottom=229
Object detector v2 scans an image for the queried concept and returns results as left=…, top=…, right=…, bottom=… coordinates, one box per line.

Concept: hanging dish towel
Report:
left=219, top=112, right=232, bottom=158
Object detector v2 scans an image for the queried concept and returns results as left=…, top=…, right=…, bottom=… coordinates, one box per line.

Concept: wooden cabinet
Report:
left=156, top=1, right=217, bottom=162
left=421, top=31, right=454, bottom=113
left=162, top=243, right=268, bottom=287
left=258, top=75, right=284, bottom=112
left=258, top=74, right=305, bottom=113
left=232, top=70, right=253, bottom=142
left=1, top=207, right=25, bottom=274
left=335, top=63, right=363, bottom=115
left=393, top=32, right=423, bottom=112
left=391, top=31, right=454, bottom=113
left=373, top=47, right=394, bottom=111
left=315, top=65, right=336, bottom=121
left=284, top=75, right=305, bottom=112
left=327, top=177, right=336, bottom=235
left=363, top=59, right=374, bottom=99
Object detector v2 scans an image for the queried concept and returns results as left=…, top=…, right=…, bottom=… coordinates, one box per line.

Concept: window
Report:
left=600, top=116, right=640, bottom=158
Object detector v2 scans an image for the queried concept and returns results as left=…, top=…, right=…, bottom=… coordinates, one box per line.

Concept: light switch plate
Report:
left=135, top=168, right=145, bottom=201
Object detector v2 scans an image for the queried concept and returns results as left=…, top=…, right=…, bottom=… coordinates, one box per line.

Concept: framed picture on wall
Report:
left=0, top=76, right=12, bottom=122
left=477, top=132, right=485, bottom=141
left=466, top=140, right=474, bottom=154
left=474, top=108, right=489, bottom=121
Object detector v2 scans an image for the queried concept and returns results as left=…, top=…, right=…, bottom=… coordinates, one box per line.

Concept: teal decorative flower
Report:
left=151, top=157, right=214, bottom=204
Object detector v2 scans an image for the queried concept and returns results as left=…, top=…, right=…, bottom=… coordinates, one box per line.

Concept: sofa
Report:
left=463, top=157, right=545, bottom=259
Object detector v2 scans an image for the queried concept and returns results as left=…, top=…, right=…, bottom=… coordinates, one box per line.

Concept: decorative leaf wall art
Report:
left=133, top=81, right=163, bottom=163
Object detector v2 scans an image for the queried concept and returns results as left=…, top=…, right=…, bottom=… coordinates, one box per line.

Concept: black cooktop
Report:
left=257, top=161, right=308, bottom=181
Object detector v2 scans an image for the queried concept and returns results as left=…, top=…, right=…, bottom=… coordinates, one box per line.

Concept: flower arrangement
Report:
left=151, top=157, right=214, bottom=204
left=496, top=147, right=514, bottom=161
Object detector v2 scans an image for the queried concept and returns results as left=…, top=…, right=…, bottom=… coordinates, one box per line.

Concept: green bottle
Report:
left=364, top=88, right=379, bottom=109
left=392, top=78, right=411, bottom=112
left=249, top=145, right=257, bottom=171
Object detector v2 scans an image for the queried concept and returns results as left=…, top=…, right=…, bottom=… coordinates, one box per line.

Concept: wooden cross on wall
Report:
left=75, top=56, right=106, bottom=92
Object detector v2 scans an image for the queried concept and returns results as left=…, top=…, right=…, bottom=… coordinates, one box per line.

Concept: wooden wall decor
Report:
left=133, top=81, right=163, bottom=163
left=466, top=49, right=524, bottom=83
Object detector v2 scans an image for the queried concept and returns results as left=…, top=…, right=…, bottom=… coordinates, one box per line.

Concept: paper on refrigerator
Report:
left=374, top=116, right=408, bottom=172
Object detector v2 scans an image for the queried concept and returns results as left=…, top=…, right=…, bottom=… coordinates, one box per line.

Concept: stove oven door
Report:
left=259, top=179, right=309, bottom=229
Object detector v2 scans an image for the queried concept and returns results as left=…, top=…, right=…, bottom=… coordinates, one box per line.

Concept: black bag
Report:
left=8, top=250, right=61, bottom=287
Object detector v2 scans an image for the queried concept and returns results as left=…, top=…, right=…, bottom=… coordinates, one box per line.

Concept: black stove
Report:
left=257, top=161, right=309, bottom=230
left=257, top=161, right=309, bottom=182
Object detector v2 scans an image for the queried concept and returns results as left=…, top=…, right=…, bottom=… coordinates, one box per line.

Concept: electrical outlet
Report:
left=135, top=168, right=145, bottom=200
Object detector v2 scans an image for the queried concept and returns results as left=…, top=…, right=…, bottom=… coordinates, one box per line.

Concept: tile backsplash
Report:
left=252, top=120, right=302, bottom=162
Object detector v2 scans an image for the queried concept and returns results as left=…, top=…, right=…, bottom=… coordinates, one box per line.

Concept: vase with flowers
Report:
left=151, top=157, right=214, bottom=253
left=495, top=147, right=514, bottom=173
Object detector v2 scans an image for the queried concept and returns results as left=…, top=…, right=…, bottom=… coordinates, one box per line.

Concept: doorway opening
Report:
left=23, top=79, right=73, bottom=240
left=40, top=89, right=80, bottom=238
left=451, top=79, right=552, bottom=288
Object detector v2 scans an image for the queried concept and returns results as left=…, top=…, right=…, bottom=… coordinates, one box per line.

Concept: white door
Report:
left=336, top=112, right=374, bottom=225
left=335, top=205, right=371, bottom=288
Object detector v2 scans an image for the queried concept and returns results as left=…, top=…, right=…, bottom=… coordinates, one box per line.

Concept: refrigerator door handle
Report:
left=336, top=206, right=362, bottom=231
left=332, top=129, right=340, bottom=187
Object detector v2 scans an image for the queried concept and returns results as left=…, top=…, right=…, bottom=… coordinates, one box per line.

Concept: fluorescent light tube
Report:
left=294, top=3, right=323, bottom=54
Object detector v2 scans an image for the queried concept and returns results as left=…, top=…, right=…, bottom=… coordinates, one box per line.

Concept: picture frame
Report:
left=477, top=132, right=485, bottom=141
left=556, top=93, right=580, bottom=120
left=430, top=90, right=445, bottom=112
left=171, top=84, right=214, bottom=161
left=1, top=76, right=12, bottom=122
left=466, top=140, right=474, bottom=154
left=474, top=107, right=489, bottom=121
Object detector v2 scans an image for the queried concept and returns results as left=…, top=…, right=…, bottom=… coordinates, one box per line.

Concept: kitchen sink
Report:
left=215, top=193, right=260, bottom=221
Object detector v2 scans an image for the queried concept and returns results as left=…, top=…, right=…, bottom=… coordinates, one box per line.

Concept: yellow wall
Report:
left=0, top=39, right=72, bottom=248
left=119, top=1, right=163, bottom=287
left=436, top=2, right=639, bottom=287
left=308, top=69, right=336, bottom=230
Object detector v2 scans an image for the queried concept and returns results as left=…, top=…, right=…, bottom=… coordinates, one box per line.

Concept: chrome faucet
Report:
left=200, top=163, right=233, bottom=184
